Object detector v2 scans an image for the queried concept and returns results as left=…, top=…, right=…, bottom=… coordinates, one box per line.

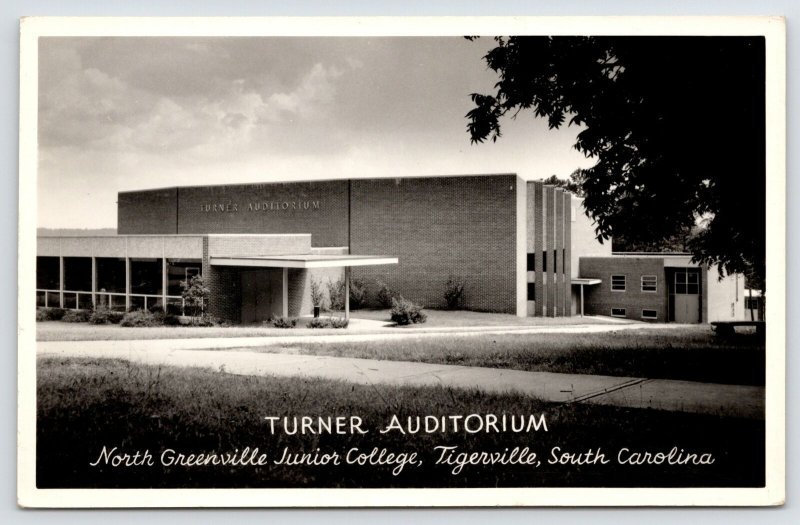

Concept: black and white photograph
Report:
left=17, top=16, right=785, bottom=507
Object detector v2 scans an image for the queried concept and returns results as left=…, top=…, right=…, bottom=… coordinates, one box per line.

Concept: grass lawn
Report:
left=349, top=308, right=632, bottom=327
left=36, top=309, right=625, bottom=342
left=243, top=326, right=765, bottom=386
left=37, top=357, right=764, bottom=488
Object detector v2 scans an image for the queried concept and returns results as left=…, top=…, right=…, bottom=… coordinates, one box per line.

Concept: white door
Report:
left=673, top=270, right=700, bottom=323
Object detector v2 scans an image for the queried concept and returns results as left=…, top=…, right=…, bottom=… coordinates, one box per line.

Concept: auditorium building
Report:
left=35, top=174, right=746, bottom=324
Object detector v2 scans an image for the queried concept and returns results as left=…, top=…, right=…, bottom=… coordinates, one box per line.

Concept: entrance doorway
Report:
left=669, top=269, right=701, bottom=323
left=240, top=269, right=284, bottom=323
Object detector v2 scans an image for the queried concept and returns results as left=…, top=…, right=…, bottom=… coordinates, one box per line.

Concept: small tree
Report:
left=376, top=280, right=395, bottom=308
left=180, top=275, right=210, bottom=324
left=349, top=278, right=367, bottom=310
left=444, top=277, right=466, bottom=309
left=326, top=278, right=346, bottom=311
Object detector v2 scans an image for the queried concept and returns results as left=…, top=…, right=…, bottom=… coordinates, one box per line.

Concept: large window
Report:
left=167, top=259, right=202, bottom=296
left=641, top=275, right=657, bottom=293
left=36, top=256, right=60, bottom=290
left=611, top=275, right=626, bottom=292
left=674, top=271, right=700, bottom=294
left=96, top=257, right=126, bottom=293
left=63, top=257, right=92, bottom=292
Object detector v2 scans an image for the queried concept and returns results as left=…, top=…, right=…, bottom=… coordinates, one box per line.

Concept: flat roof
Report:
left=209, top=254, right=399, bottom=269
left=572, top=278, right=602, bottom=285
left=118, top=173, right=519, bottom=195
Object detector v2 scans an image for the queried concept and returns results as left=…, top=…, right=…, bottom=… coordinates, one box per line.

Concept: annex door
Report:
left=240, top=269, right=283, bottom=323
left=673, top=270, right=700, bottom=323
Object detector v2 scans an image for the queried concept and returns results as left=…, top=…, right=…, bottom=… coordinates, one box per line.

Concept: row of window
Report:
left=610, top=275, right=658, bottom=293
left=526, top=250, right=567, bottom=273
left=611, top=308, right=658, bottom=320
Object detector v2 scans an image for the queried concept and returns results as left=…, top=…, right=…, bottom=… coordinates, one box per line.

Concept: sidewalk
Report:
left=38, top=339, right=764, bottom=420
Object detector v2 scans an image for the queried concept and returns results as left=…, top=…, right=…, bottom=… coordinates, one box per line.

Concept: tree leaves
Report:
left=466, top=36, right=766, bottom=284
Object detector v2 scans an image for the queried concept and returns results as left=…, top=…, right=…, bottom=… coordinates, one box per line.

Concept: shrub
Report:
left=163, top=314, right=181, bottom=326
left=306, top=317, right=331, bottom=329
left=390, top=297, right=427, bottom=325
left=443, top=277, right=466, bottom=309
left=328, top=317, right=349, bottom=329
left=148, top=303, right=166, bottom=314
left=349, top=278, right=367, bottom=310
left=181, top=275, right=210, bottom=319
left=376, top=281, right=395, bottom=308
left=165, top=303, right=184, bottom=316
left=120, top=310, right=163, bottom=327
left=310, top=278, right=326, bottom=311
left=326, top=278, right=346, bottom=311
left=36, top=307, right=66, bottom=322
left=270, top=316, right=296, bottom=329
left=89, top=307, right=125, bottom=325
left=61, top=309, right=92, bottom=323
left=306, top=316, right=348, bottom=329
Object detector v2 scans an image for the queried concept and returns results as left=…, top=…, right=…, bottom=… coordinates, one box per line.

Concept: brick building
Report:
left=36, top=174, right=746, bottom=324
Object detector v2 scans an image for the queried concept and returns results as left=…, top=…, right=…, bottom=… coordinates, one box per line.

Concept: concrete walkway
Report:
left=37, top=320, right=688, bottom=349
left=38, top=339, right=764, bottom=420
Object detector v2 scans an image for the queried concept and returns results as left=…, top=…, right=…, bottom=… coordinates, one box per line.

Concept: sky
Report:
left=37, top=37, right=594, bottom=229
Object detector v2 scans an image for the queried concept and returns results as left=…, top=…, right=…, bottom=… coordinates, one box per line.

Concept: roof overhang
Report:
left=209, top=255, right=399, bottom=269
left=572, top=278, right=602, bottom=286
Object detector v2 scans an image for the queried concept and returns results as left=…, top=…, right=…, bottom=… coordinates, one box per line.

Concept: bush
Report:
left=327, top=278, right=346, bottom=311
left=390, top=297, right=427, bottom=325
left=163, top=314, right=181, bottom=326
left=148, top=303, right=166, bottom=314
left=328, top=317, right=349, bottom=329
left=61, top=309, right=92, bottom=323
left=376, top=281, right=395, bottom=308
left=165, top=303, right=183, bottom=316
left=310, top=278, right=326, bottom=311
left=349, top=278, right=367, bottom=310
left=306, top=317, right=330, bottom=329
left=306, top=316, right=349, bottom=329
left=270, top=316, right=296, bottom=329
left=36, top=307, right=66, bottom=321
left=89, top=306, right=125, bottom=325
left=181, top=275, right=210, bottom=318
left=443, top=277, right=466, bottom=309
left=120, top=310, right=163, bottom=327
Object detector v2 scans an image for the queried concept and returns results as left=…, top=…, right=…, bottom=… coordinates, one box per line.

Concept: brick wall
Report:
left=350, top=175, right=518, bottom=313
left=579, top=257, right=668, bottom=322
left=176, top=181, right=349, bottom=247
left=118, top=188, right=178, bottom=234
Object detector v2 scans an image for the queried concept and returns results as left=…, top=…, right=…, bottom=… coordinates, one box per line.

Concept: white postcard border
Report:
left=17, top=15, right=786, bottom=508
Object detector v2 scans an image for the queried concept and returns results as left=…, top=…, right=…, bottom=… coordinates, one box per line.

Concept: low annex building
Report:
left=36, top=174, right=747, bottom=324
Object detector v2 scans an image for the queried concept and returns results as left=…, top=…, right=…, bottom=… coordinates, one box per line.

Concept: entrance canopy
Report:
left=571, top=278, right=602, bottom=317
left=209, top=254, right=398, bottom=268
left=211, top=254, right=398, bottom=321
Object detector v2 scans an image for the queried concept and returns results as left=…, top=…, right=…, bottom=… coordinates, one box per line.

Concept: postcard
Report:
left=17, top=16, right=786, bottom=507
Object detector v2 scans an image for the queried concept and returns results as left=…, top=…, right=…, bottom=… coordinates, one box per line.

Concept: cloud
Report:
left=39, top=40, right=348, bottom=159
left=260, top=63, right=343, bottom=122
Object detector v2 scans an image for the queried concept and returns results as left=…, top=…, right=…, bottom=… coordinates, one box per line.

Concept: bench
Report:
left=710, top=321, right=765, bottom=338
